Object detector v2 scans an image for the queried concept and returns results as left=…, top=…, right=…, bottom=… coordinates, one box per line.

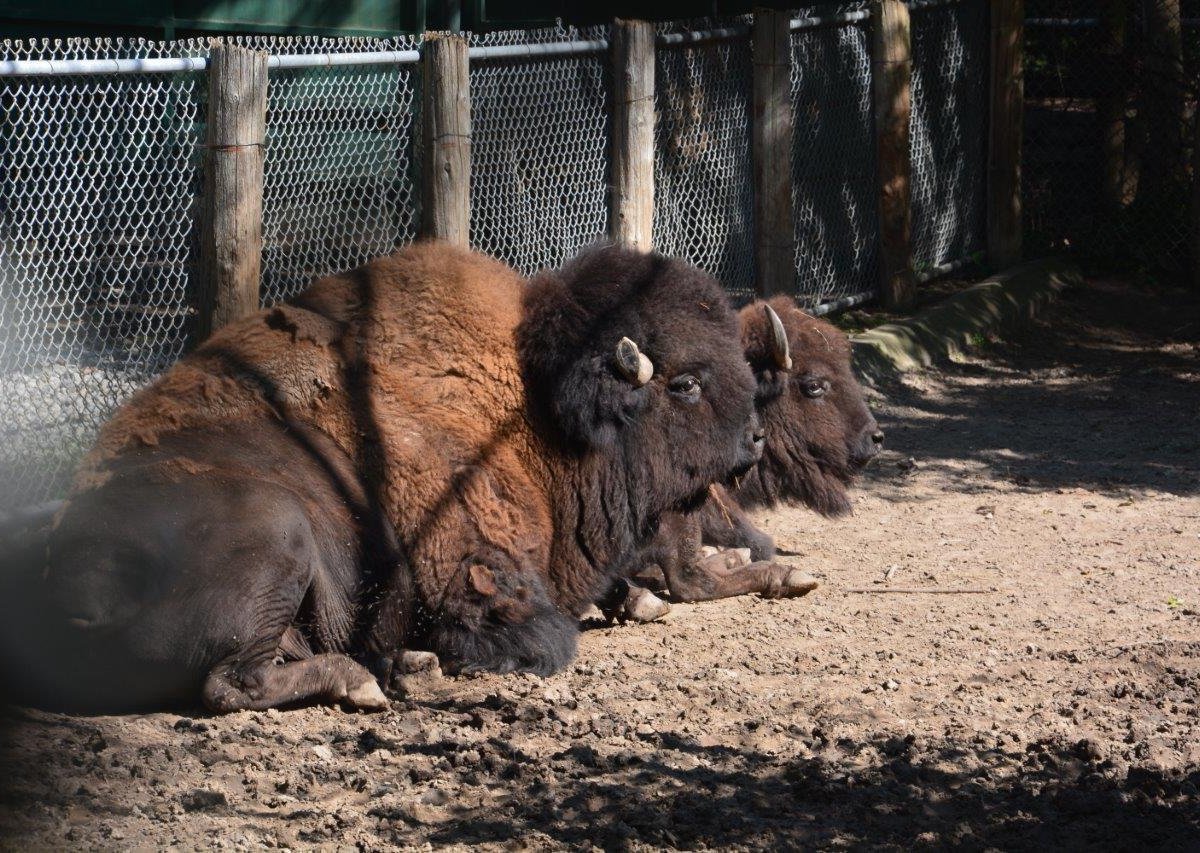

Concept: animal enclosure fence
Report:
left=1023, top=0, right=1199, bottom=280
left=0, top=2, right=994, bottom=511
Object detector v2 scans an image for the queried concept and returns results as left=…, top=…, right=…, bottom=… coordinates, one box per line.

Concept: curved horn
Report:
left=763, top=304, right=792, bottom=371
left=615, top=337, right=654, bottom=387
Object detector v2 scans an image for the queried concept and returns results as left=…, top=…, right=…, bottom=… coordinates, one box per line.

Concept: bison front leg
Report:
left=696, top=487, right=776, bottom=561
left=204, top=653, right=388, bottom=714
left=663, top=549, right=818, bottom=603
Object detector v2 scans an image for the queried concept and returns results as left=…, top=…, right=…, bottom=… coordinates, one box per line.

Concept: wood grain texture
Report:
left=752, top=8, right=796, bottom=297
left=197, top=42, right=267, bottom=342
left=871, top=0, right=915, bottom=309
left=421, top=34, right=471, bottom=246
left=610, top=19, right=655, bottom=250
left=987, top=0, right=1024, bottom=270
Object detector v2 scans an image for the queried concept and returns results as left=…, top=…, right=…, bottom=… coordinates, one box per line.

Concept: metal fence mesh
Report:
left=1023, top=1, right=1195, bottom=280
left=908, top=0, right=990, bottom=274
left=654, top=19, right=756, bottom=300
left=261, top=38, right=422, bottom=304
left=469, top=25, right=610, bottom=277
left=0, top=11, right=1008, bottom=510
left=790, top=5, right=879, bottom=306
left=0, top=55, right=203, bottom=508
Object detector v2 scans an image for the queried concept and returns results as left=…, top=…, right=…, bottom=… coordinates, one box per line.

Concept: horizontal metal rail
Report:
left=467, top=39, right=608, bottom=60
left=907, top=0, right=966, bottom=12
left=658, top=24, right=751, bottom=47
left=0, top=48, right=422, bottom=76
left=791, top=9, right=871, bottom=31
left=916, top=255, right=978, bottom=284
left=807, top=290, right=875, bottom=317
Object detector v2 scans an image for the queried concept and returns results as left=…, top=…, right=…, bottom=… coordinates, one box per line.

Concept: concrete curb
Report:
left=851, top=257, right=1083, bottom=382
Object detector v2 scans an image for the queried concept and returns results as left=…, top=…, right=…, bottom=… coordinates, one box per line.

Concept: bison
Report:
left=21, top=242, right=760, bottom=712
left=613, top=296, right=882, bottom=618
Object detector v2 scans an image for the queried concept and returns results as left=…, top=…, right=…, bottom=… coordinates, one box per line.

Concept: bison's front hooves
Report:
left=623, top=586, right=671, bottom=623
left=399, top=650, right=442, bottom=676
left=345, top=678, right=390, bottom=711
left=777, top=568, right=819, bottom=598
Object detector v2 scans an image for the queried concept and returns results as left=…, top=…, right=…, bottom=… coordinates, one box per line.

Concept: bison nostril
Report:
left=871, top=431, right=885, bottom=446
left=752, top=429, right=765, bottom=443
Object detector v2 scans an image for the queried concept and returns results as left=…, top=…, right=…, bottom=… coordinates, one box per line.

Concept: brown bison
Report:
left=23, top=242, right=760, bottom=712
left=614, top=296, right=882, bottom=617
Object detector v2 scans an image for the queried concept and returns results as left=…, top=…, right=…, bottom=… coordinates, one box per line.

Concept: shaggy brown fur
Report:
left=33, top=242, right=759, bottom=708
left=619, top=297, right=881, bottom=610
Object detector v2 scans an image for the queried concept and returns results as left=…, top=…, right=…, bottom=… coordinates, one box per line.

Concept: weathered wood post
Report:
left=1099, top=0, right=1130, bottom=211
left=870, top=0, right=915, bottom=308
left=422, top=33, right=471, bottom=245
left=1192, top=109, right=1200, bottom=290
left=196, top=42, right=268, bottom=341
left=752, top=8, right=796, bottom=297
left=987, top=0, right=1024, bottom=270
left=610, top=19, right=656, bottom=250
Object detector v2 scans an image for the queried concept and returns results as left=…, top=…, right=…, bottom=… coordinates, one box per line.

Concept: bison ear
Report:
left=468, top=564, right=499, bottom=596
left=550, top=353, right=650, bottom=449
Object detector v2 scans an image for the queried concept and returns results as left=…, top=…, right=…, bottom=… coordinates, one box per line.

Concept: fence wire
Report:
left=908, top=0, right=990, bottom=275
left=1, top=43, right=203, bottom=508
left=654, top=18, right=756, bottom=301
left=790, top=4, right=879, bottom=307
left=1024, top=0, right=1195, bottom=280
left=261, top=37, right=422, bottom=304
left=469, top=25, right=610, bottom=277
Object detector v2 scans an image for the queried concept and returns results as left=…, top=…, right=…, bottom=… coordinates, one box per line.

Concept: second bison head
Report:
left=737, top=296, right=883, bottom=517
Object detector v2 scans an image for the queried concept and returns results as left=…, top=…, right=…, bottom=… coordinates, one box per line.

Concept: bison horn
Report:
left=615, top=337, right=654, bottom=387
left=764, top=304, right=792, bottom=371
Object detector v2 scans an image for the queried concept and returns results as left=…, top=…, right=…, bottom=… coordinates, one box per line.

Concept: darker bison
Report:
left=614, top=296, right=882, bottom=617
left=21, top=242, right=759, bottom=712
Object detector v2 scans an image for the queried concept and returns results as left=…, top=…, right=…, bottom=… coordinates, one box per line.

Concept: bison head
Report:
left=518, top=245, right=760, bottom=527
left=736, top=297, right=882, bottom=517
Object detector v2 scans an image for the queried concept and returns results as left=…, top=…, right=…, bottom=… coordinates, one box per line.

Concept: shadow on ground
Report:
left=866, top=279, right=1200, bottom=497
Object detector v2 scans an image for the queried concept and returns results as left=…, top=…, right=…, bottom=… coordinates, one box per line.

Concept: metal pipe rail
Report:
left=791, top=9, right=872, bottom=31
left=0, top=48, right=423, bottom=76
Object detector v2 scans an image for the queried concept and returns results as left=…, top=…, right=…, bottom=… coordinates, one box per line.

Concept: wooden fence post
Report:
left=610, top=19, right=655, bottom=250
left=752, top=8, right=796, bottom=297
left=1192, top=109, right=1200, bottom=290
left=196, top=42, right=267, bottom=341
left=422, top=33, right=471, bottom=245
left=987, top=0, right=1024, bottom=270
left=871, top=0, right=915, bottom=308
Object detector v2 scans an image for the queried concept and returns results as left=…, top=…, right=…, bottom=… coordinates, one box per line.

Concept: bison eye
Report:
left=668, top=374, right=702, bottom=403
left=801, top=379, right=830, bottom=398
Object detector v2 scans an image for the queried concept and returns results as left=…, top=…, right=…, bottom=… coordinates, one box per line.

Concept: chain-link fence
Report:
left=2, top=9, right=1003, bottom=511
left=469, top=24, right=610, bottom=277
left=1024, top=0, right=1197, bottom=280
left=909, top=0, right=990, bottom=277
left=653, top=18, right=757, bottom=301
left=790, top=4, right=878, bottom=307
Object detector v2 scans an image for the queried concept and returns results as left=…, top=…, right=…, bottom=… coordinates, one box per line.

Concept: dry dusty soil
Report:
left=1, top=278, right=1198, bottom=850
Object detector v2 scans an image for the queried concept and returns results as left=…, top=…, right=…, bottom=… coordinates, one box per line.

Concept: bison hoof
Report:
left=579, top=603, right=608, bottom=624
left=400, top=650, right=442, bottom=676
left=781, top=569, right=819, bottom=597
left=345, top=678, right=390, bottom=711
left=624, top=587, right=671, bottom=623
left=728, top=547, right=753, bottom=567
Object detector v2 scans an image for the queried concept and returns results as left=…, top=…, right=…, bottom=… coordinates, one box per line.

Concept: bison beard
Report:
left=20, top=242, right=758, bottom=711
left=618, top=298, right=882, bottom=613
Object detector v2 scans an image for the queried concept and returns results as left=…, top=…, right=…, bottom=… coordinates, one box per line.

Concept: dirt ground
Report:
left=1, top=277, right=1198, bottom=850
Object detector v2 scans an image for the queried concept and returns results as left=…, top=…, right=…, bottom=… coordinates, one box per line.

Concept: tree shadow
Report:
left=391, top=729, right=1200, bottom=849
left=866, top=278, right=1200, bottom=497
